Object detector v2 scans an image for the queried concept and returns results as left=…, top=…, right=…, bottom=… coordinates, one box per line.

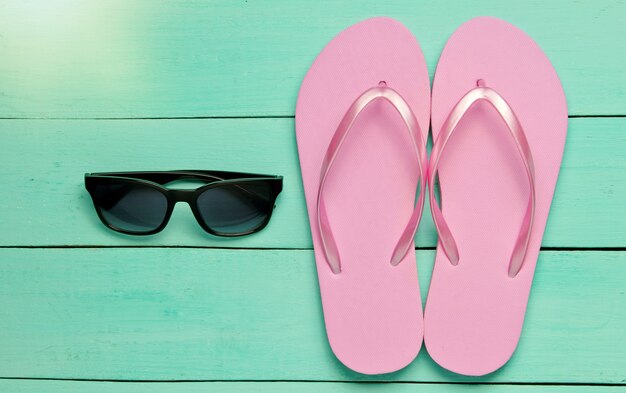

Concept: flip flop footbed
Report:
left=424, top=17, right=568, bottom=376
left=296, top=17, right=430, bottom=374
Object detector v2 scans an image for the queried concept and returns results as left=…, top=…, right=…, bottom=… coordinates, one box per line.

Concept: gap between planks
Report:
left=0, top=377, right=624, bottom=387
left=1, top=246, right=625, bottom=251
left=0, top=115, right=625, bottom=120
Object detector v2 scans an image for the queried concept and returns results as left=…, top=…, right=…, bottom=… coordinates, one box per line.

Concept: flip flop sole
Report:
left=296, top=17, right=430, bottom=374
left=425, top=17, right=568, bottom=376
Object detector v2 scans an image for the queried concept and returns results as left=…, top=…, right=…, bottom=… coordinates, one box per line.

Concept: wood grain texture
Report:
left=0, top=117, right=624, bottom=248
left=0, top=380, right=624, bottom=393
left=0, top=0, right=624, bottom=118
left=0, top=1, right=624, bottom=389
left=0, top=248, right=624, bottom=383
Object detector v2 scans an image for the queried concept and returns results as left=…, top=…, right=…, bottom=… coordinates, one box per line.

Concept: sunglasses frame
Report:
left=85, top=170, right=283, bottom=237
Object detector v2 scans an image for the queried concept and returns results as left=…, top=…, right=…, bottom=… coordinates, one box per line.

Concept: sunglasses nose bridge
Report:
left=170, top=189, right=197, bottom=205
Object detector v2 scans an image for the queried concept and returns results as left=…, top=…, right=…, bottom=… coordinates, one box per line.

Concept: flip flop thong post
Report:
left=424, top=17, right=568, bottom=376
left=296, top=17, right=430, bottom=374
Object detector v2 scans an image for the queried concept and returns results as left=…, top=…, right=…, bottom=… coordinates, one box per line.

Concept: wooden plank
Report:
left=0, top=380, right=623, bottom=393
left=0, top=117, right=623, bottom=248
left=0, top=249, right=623, bottom=383
left=0, top=0, right=624, bottom=118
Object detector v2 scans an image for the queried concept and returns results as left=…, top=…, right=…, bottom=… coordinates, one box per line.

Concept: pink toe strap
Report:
left=429, top=80, right=536, bottom=277
left=317, top=83, right=428, bottom=274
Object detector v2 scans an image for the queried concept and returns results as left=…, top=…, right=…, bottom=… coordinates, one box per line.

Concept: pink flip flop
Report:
left=295, top=17, right=430, bottom=374
left=424, top=17, right=568, bottom=375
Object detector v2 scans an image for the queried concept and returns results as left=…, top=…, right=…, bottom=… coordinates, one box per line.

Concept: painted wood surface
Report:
left=0, top=0, right=624, bottom=118
left=0, top=381, right=623, bottom=393
left=0, top=249, right=624, bottom=383
left=0, top=118, right=624, bottom=248
left=0, top=0, right=624, bottom=391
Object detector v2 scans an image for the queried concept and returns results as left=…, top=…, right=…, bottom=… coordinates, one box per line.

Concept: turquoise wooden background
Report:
left=0, top=1, right=624, bottom=392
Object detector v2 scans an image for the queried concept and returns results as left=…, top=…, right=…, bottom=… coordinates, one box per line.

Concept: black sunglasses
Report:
left=85, top=170, right=283, bottom=236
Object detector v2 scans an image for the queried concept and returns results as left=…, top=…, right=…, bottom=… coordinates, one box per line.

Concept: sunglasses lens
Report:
left=92, top=181, right=168, bottom=233
left=197, top=181, right=273, bottom=235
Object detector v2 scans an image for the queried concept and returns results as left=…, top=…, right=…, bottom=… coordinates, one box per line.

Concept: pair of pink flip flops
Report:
left=296, top=17, right=567, bottom=376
